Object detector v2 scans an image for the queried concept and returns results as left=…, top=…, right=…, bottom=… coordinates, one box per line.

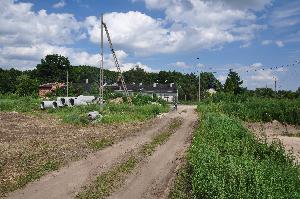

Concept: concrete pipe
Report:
left=53, top=100, right=64, bottom=108
left=77, top=95, right=95, bottom=103
left=69, top=98, right=87, bottom=106
left=88, top=111, right=100, bottom=120
left=41, top=101, right=55, bottom=110
left=60, top=97, right=76, bottom=106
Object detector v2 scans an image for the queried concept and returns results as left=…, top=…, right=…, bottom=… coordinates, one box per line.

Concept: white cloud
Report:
left=53, top=0, right=66, bottom=9
left=275, top=40, right=284, bottom=47
left=250, top=70, right=275, bottom=81
left=172, top=61, right=189, bottom=68
left=86, top=0, right=267, bottom=55
left=85, top=12, right=184, bottom=55
left=217, top=74, right=227, bottom=83
left=142, top=0, right=272, bottom=11
left=261, top=40, right=272, bottom=45
left=270, top=1, right=300, bottom=28
left=261, top=40, right=284, bottom=47
left=0, top=0, right=84, bottom=46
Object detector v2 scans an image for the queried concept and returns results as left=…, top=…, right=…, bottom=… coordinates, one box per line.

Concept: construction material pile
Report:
left=40, top=95, right=97, bottom=109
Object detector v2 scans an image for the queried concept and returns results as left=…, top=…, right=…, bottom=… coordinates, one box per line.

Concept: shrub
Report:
left=189, top=110, right=300, bottom=198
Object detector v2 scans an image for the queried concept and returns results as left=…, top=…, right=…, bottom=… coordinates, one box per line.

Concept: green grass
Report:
left=0, top=94, right=169, bottom=125
left=202, top=97, right=300, bottom=125
left=87, top=138, right=114, bottom=150
left=183, top=106, right=300, bottom=198
left=0, top=94, right=40, bottom=112
left=47, top=103, right=168, bottom=125
left=77, top=156, right=138, bottom=199
left=77, top=118, right=182, bottom=199
left=168, top=163, right=192, bottom=199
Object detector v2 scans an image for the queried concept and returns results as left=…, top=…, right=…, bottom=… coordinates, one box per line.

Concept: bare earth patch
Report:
left=0, top=111, right=154, bottom=196
left=246, top=120, right=300, bottom=163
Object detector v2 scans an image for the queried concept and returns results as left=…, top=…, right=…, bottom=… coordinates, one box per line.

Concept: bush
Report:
left=203, top=95, right=300, bottom=125
left=188, top=109, right=300, bottom=198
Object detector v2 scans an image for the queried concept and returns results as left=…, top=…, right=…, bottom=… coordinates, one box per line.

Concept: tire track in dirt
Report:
left=109, top=105, right=197, bottom=199
left=6, top=113, right=173, bottom=199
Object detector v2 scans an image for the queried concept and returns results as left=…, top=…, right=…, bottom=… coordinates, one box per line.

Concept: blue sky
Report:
left=0, top=0, right=300, bottom=90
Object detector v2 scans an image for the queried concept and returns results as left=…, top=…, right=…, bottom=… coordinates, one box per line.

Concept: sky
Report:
left=0, top=0, right=300, bottom=90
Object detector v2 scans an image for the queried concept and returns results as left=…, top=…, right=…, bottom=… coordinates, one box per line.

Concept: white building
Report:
left=108, top=83, right=178, bottom=103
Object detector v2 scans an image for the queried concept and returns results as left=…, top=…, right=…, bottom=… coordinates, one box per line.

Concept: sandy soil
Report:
left=0, top=111, right=155, bottom=197
left=246, top=120, right=300, bottom=163
left=5, top=110, right=176, bottom=199
left=109, top=105, right=197, bottom=199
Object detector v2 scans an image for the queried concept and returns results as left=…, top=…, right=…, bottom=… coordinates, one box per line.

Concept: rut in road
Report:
left=7, top=114, right=174, bottom=199
left=109, top=105, right=197, bottom=199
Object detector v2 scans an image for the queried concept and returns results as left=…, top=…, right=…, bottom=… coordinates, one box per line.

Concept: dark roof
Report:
left=107, top=83, right=177, bottom=93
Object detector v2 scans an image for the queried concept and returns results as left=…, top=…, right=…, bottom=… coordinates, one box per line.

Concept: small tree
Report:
left=224, top=69, right=243, bottom=94
left=16, top=74, right=39, bottom=96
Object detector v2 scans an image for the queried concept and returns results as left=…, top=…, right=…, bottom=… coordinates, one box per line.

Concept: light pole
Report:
left=198, top=71, right=201, bottom=102
left=196, top=58, right=201, bottom=102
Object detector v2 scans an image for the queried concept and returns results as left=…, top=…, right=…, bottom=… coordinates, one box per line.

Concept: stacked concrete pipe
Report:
left=40, top=101, right=56, bottom=109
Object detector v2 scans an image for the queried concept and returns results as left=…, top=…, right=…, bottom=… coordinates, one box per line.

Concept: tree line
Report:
left=1, top=54, right=300, bottom=100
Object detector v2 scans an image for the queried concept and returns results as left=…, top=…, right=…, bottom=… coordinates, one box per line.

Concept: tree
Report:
left=15, top=74, right=39, bottom=96
left=254, top=88, right=275, bottom=98
left=124, top=66, right=149, bottom=84
left=36, top=54, right=71, bottom=83
left=0, top=68, right=22, bottom=94
left=224, top=69, right=243, bottom=94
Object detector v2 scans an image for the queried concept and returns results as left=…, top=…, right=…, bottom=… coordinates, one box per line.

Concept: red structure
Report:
left=39, top=82, right=65, bottom=97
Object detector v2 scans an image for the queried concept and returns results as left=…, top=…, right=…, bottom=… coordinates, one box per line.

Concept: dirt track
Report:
left=110, top=105, right=197, bottom=199
left=6, top=105, right=197, bottom=199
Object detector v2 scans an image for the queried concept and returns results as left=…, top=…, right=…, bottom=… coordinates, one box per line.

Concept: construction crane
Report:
left=99, top=15, right=131, bottom=107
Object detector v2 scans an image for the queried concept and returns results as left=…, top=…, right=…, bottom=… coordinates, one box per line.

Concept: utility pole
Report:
left=274, top=77, right=277, bottom=92
left=99, top=14, right=104, bottom=111
left=198, top=71, right=201, bottom=102
left=66, top=70, right=69, bottom=97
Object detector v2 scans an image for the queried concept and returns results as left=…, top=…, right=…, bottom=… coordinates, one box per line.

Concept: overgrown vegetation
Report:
left=0, top=94, right=40, bottom=112
left=170, top=102, right=300, bottom=198
left=204, top=93, right=300, bottom=125
left=77, top=118, right=182, bottom=199
left=0, top=94, right=168, bottom=125
left=190, top=110, right=300, bottom=198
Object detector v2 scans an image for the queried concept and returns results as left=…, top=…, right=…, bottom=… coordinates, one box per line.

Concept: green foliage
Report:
left=100, top=103, right=168, bottom=124
left=224, top=69, right=243, bottom=94
left=203, top=95, right=300, bottom=125
left=168, top=163, right=193, bottom=199
left=189, top=109, right=300, bottom=198
left=36, top=54, right=71, bottom=83
left=0, top=68, right=22, bottom=94
left=15, top=74, right=40, bottom=97
left=0, top=94, right=40, bottom=112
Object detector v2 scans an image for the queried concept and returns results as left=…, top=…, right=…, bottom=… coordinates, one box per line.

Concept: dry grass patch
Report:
left=0, top=112, right=152, bottom=196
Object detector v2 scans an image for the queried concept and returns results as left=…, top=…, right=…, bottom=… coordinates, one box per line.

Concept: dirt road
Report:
left=110, top=105, right=197, bottom=199
left=7, top=105, right=197, bottom=199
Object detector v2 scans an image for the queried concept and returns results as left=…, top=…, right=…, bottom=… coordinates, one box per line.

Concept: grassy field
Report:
left=0, top=94, right=169, bottom=196
left=205, top=95, right=300, bottom=125
left=0, top=94, right=169, bottom=125
left=170, top=98, right=300, bottom=198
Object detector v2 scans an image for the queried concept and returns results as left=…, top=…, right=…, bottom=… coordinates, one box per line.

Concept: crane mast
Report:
left=99, top=17, right=131, bottom=106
